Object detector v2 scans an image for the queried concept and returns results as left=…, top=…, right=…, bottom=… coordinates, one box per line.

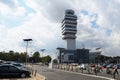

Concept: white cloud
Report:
left=0, top=0, right=26, bottom=16
left=1, top=11, right=62, bottom=54
left=0, top=0, right=120, bottom=56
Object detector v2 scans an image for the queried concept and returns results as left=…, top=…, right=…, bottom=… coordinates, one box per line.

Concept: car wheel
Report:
left=21, top=73, right=26, bottom=78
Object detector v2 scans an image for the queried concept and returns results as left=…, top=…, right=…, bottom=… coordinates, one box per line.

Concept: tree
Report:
left=19, top=52, right=26, bottom=62
left=14, top=52, right=20, bottom=62
left=32, top=51, right=40, bottom=62
left=52, top=59, right=58, bottom=64
left=6, top=51, right=14, bottom=61
left=41, top=55, right=52, bottom=63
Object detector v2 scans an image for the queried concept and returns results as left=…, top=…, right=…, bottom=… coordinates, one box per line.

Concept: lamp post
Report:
left=23, top=39, right=32, bottom=65
left=41, top=49, right=45, bottom=58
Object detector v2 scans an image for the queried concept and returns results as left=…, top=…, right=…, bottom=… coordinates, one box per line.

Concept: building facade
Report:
left=76, top=49, right=89, bottom=63
left=57, top=47, right=89, bottom=63
left=89, top=50, right=102, bottom=63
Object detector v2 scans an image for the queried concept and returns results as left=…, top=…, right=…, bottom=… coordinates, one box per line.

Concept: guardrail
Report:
left=53, top=64, right=79, bottom=72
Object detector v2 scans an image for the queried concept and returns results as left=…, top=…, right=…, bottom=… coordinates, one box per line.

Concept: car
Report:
left=114, top=64, right=120, bottom=69
left=101, top=63, right=108, bottom=68
left=117, top=64, right=120, bottom=69
left=3, top=61, right=15, bottom=64
left=12, top=63, right=25, bottom=69
left=106, top=64, right=114, bottom=68
left=0, top=64, right=31, bottom=78
left=78, top=64, right=88, bottom=70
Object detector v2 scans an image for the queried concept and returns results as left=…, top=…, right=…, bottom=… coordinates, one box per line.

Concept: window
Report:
left=0, top=66, right=9, bottom=70
left=68, top=55, right=74, bottom=60
left=9, top=66, right=18, bottom=70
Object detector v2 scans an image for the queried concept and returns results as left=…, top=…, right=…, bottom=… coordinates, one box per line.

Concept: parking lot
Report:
left=0, top=73, right=45, bottom=80
left=0, top=61, right=45, bottom=80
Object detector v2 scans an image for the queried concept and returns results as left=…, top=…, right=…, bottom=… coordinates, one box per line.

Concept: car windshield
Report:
left=12, top=63, right=23, bottom=67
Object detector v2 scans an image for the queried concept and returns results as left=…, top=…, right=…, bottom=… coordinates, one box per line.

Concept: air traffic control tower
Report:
left=60, top=9, right=77, bottom=63
left=62, top=9, right=77, bottom=50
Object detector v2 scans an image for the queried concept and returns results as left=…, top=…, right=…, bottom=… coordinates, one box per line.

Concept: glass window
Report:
left=68, top=55, right=74, bottom=60
left=0, top=66, right=8, bottom=70
left=9, top=66, right=18, bottom=70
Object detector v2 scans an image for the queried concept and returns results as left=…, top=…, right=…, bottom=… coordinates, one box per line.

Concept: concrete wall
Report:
left=65, top=39, right=76, bottom=50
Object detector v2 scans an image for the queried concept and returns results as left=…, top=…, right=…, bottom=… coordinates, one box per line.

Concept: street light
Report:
left=41, top=49, right=45, bottom=57
left=23, top=38, right=32, bottom=65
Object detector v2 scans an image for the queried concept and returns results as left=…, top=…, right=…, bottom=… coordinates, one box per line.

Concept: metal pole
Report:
left=41, top=49, right=45, bottom=58
left=25, top=41, right=28, bottom=65
left=23, top=39, right=32, bottom=65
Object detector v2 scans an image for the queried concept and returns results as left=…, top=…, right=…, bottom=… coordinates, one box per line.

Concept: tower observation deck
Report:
left=61, top=9, right=77, bottom=50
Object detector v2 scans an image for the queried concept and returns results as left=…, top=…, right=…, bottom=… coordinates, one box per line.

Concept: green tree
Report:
left=19, top=52, right=26, bottom=62
left=7, top=51, right=14, bottom=61
left=52, top=59, right=58, bottom=64
left=41, top=55, right=52, bottom=63
left=14, top=52, right=20, bottom=62
left=32, top=51, right=40, bottom=62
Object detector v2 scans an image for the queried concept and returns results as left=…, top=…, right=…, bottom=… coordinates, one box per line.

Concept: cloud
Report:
left=0, top=0, right=26, bottom=16
left=0, top=0, right=120, bottom=57
left=0, top=11, right=63, bottom=55
left=0, top=0, right=17, bottom=8
left=25, top=0, right=73, bottom=22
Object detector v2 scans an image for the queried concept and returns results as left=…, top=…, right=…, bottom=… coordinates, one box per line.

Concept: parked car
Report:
left=78, top=64, right=88, bottom=70
left=101, top=64, right=108, bottom=68
left=114, top=64, right=120, bottom=69
left=12, top=63, right=25, bottom=69
left=0, top=64, right=31, bottom=78
left=106, top=64, right=114, bottom=68
left=3, top=61, right=15, bottom=64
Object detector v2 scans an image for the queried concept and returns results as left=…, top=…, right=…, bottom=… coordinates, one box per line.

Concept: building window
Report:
left=68, top=55, right=74, bottom=60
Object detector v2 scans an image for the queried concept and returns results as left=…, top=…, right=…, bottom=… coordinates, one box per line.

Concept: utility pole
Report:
left=41, top=49, right=45, bottom=58
left=23, top=39, right=32, bottom=65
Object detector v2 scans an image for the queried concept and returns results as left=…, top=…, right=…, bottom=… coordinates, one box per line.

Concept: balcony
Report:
left=65, top=14, right=77, bottom=19
left=62, top=30, right=77, bottom=35
left=62, top=27, right=77, bottom=31
left=61, top=23, right=77, bottom=28
left=62, top=35, right=76, bottom=39
left=62, top=19, right=77, bottom=24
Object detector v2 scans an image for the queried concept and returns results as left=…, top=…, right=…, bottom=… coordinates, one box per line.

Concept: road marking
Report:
left=51, top=68, right=116, bottom=80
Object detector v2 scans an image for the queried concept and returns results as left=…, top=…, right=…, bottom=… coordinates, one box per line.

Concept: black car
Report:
left=0, top=64, right=31, bottom=78
left=12, top=63, right=25, bottom=69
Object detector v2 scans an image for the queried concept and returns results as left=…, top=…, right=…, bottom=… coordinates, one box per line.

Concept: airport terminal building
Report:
left=57, top=9, right=101, bottom=64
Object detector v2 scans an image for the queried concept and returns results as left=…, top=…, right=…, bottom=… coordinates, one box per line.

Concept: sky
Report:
left=0, top=0, right=120, bottom=57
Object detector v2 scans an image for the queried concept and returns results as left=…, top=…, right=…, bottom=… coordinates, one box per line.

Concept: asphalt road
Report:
left=34, top=65, right=114, bottom=80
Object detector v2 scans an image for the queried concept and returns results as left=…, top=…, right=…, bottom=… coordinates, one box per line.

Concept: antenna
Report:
left=82, top=43, right=85, bottom=49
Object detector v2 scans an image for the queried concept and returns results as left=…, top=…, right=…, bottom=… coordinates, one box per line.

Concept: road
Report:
left=34, top=65, right=115, bottom=80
